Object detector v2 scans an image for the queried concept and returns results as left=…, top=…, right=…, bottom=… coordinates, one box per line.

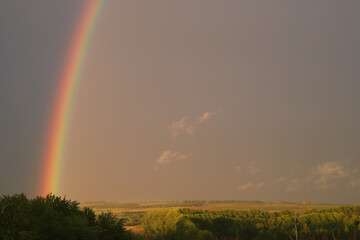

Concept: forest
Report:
left=141, top=208, right=360, bottom=240
left=1, top=194, right=360, bottom=240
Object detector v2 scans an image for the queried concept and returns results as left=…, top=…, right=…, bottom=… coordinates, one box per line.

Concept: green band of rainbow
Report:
left=40, top=0, right=104, bottom=196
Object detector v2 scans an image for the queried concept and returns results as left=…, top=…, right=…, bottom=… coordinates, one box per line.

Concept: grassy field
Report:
left=80, top=200, right=346, bottom=233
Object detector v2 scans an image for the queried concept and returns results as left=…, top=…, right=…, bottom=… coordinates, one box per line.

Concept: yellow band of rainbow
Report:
left=40, top=0, right=104, bottom=196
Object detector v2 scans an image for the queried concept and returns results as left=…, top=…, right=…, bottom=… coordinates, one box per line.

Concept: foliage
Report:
left=0, top=193, right=140, bottom=240
left=3, top=194, right=359, bottom=240
left=142, top=207, right=360, bottom=240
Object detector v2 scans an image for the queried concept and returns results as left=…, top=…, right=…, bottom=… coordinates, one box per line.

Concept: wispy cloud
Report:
left=273, top=177, right=286, bottom=184
left=197, top=112, right=214, bottom=124
left=286, top=179, right=300, bottom=192
left=234, top=166, right=242, bottom=173
left=234, top=162, right=261, bottom=174
left=238, top=183, right=253, bottom=191
left=168, top=117, right=187, bottom=138
left=185, top=125, right=195, bottom=136
left=284, top=161, right=359, bottom=191
left=314, top=161, right=347, bottom=176
left=248, top=161, right=261, bottom=174
left=154, top=150, right=187, bottom=170
left=312, top=161, right=349, bottom=189
left=238, top=182, right=265, bottom=191
left=290, top=152, right=298, bottom=160
left=346, top=178, right=360, bottom=189
left=168, top=112, right=215, bottom=137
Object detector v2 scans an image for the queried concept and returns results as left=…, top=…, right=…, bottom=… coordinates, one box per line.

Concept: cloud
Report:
left=312, top=161, right=349, bottom=189
left=286, top=179, right=300, bottom=192
left=273, top=177, right=286, bottom=184
left=283, top=161, right=359, bottom=191
left=314, top=161, right=347, bottom=176
left=168, top=117, right=187, bottom=137
left=238, top=183, right=253, bottom=191
left=346, top=178, right=360, bottom=189
left=154, top=150, right=187, bottom=170
left=185, top=125, right=195, bottom=136
left=234, top=166, right=242, bottom=173
left=290, top=152, right=298, bottom=160
left=197, top=112, right=214, bottom=124
left=248, top=161, right=261, bottom=174
left=168, top=112, right=215, bottom=137
left=303, top=176, right=314, bottom=183
left=237, top=181, right=267, bottom=191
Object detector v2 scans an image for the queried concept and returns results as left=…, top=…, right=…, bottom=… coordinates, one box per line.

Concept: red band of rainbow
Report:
left=40, top=0, right=104, bottom=196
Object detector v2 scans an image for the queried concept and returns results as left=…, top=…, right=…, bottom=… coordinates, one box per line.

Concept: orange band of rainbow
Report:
left=40, top=0, right=104, bottom=196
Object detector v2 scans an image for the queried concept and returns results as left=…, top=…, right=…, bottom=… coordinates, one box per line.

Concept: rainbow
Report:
left=40, top=0, right=104, bottom=196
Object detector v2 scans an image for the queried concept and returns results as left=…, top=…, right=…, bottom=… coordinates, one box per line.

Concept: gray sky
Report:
left=1, top=0, right=360, bottom=204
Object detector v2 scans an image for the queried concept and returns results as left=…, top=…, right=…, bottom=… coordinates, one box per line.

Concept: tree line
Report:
left=0, top=193, right=141, bottom=240
left=84, top=200, right=207, bottom=210
left=2, top=193, right=360, bottom=240
left=142, top=207, right=360, bottom=240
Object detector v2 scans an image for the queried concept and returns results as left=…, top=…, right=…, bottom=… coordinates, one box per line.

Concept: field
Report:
left=80, top=200, right=345, bottom=233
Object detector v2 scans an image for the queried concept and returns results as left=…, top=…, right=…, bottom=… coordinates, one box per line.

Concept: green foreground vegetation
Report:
left=1, top=194, right=360, bottom=240
left=142, top=208, right=360, bottom=240
left=0, top=194, right=140, bottom=240
left=80, top=200, right=343, bottom=228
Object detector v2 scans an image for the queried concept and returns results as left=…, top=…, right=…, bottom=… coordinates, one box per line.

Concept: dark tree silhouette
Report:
left=0, top=193, right=139, bottom=240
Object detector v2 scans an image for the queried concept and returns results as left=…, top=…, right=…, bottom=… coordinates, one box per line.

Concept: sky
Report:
left=1, top=0, right=360, bottom=204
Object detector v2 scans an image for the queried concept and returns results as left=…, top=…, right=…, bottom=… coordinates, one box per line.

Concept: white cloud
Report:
left=185, top=125, right=195, bottom=136
left=273, top=177, right=286, bottom=184
left=168, top=112, right=215, bottom=138
left=280, top=161, right=360, bottom=192
left=314, top=161, right=347, bottom=176
left=234, top=166, right=242, bottom=173
left=248, top=161, right=261, bottom=174
left=283, top=161, right=360, bottom=191
left=154, top=150, right=187, bottom=170
left=238, top=183, right=253, bottom=191
left=197, top=112, right=214, bottom=124
left=312, top=161, right=349, bottom=189
left=168, top=117, right=187, bottom=138
left=256, top=182, right=265, bottom=188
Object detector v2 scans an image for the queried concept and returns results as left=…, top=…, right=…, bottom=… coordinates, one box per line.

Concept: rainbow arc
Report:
left=40, top=0, right=104, bottom=196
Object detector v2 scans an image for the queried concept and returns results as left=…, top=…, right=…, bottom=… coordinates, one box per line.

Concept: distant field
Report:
left=80, top=200, right=347, bottom=232
left=80, top=200, right=345, bottom=213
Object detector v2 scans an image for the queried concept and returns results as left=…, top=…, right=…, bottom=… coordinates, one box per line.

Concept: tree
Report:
left=0, top=193, right=138, bottom=240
